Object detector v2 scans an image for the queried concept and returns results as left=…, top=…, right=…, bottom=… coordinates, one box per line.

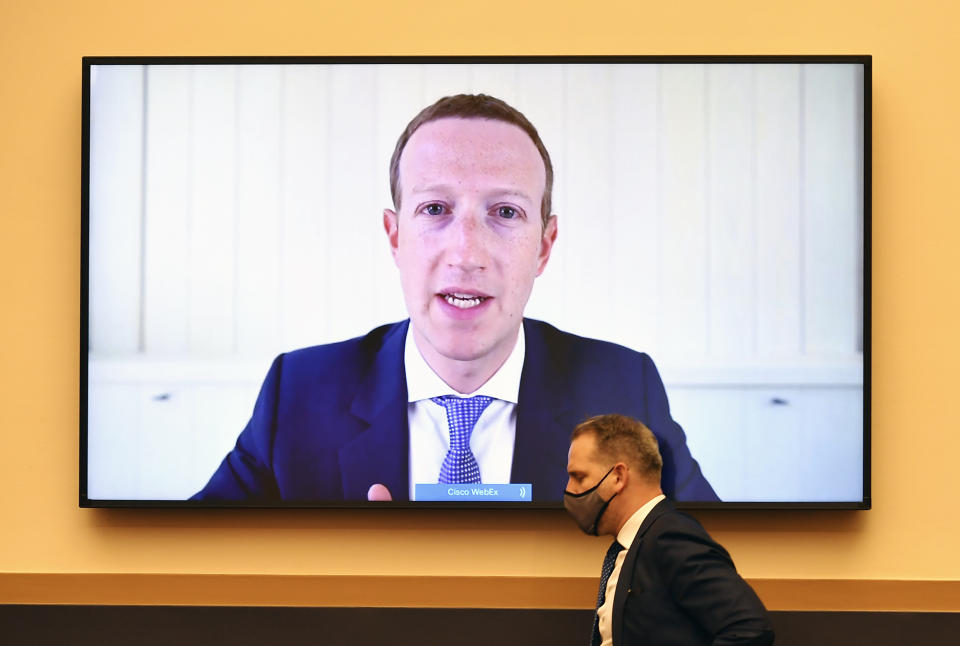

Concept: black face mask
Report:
left=563, top=466, right=617, bottom=535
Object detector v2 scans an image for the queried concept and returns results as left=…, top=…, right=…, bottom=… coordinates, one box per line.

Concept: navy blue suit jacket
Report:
left=612, top=499, right=773, bottom=645
left=193, top=319, right=717, bottom=502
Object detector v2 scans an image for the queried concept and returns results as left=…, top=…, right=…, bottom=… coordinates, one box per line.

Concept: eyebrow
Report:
left=409, top=184, right=534, bottom=202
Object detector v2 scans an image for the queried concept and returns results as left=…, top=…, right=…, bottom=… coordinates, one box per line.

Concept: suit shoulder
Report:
left=643, top=506, right=732, bottom=564
left=273, top=321, right=407, bottom=384
left=645, top=504, right=712, bottom=538
left=524, top=318, right=657, bottom=371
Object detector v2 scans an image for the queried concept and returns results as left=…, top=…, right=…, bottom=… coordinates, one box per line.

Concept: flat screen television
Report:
left=81, top=56, right=870, bottom=509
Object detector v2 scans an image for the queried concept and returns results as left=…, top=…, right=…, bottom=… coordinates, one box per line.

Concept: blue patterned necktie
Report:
left=431, top=395, right=493, bottom=484
left=591, top=540, right=625, bottom=646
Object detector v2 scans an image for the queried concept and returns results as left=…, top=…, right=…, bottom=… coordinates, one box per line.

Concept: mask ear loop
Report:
left=585, top=465, right=623, bottom=534
left=564, top=465, right=616, bottom=498
left=586, top=489, right=618, bottom=535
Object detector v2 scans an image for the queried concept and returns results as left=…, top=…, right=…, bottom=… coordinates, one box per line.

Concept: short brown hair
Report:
left=388, top=94, right=554, bottom=229
left=571, top=414, right=663, bottom=483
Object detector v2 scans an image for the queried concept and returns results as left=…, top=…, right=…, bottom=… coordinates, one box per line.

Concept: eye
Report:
left=421, top=202, right=446, bottom=216
left=494, top=205, right=521, bottom=220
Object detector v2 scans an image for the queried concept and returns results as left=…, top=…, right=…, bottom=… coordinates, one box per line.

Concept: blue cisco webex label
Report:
left=415, top=483, right=533, bottom=502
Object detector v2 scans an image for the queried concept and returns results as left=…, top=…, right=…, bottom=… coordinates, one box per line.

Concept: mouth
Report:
left=440, top=292, right=491, bottom=309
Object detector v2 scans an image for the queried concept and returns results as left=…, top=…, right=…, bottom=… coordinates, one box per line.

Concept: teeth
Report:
left=444, top=293, right=485, bottom=309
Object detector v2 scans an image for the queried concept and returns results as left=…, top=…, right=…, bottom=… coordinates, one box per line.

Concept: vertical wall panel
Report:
left=559, top=65, right=616, bottom=340
left=794, top=387, right=863, bottom=501
left=280, top=64, right=330, bottom=350
left=420, top=63, right=472, bottom=105
left=608, top=64, right=660, bottom=354
left=323, top=65, right=382, bottom=342
left=707, top=65, right=756, bottom=359
left=755, top=64, right=802, bottom=357
left=88, top=65, right=144, bottom=355
left=86, top=383, right=143, bottom=499
left=659, top=64, right=708, bottom=357
left=134, top=384, right=193, bottom=498
left=235, top=66, right=283, bottom=354
left=803, top=65, right=861, bottom=356
left=740, top=391, right=804, bottom=500
left=143, top=66, right=191, bottom=354
left=189, top=65, right=237, bottom=355
left=468, top=63, right=518, bottom=101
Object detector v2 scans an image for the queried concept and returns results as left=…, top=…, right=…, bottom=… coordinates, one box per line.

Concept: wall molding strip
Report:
left=2, top=574, right=958, bottom=612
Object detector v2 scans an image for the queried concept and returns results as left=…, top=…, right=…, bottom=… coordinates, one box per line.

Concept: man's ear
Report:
left=612, top=462, right=630, bottom=493
left=383, top=208, right=399, bottom=260
left=536, top=214, right=558, bottom=276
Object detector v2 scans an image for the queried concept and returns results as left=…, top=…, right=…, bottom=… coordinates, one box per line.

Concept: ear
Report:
left=611, top=462, right=630, bottom=493
left=535, top=214, right=558, bottom=276
left=383, top=208, right=400, bottom=261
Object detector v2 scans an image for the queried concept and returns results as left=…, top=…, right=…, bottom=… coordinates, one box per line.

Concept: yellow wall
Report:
left=1, top=0, right=958, bottom=589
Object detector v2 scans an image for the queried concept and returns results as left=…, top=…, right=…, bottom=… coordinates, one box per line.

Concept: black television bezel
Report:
left=80, top=54, right=872, bottom=511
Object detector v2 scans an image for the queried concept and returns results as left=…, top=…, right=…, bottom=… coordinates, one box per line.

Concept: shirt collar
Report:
left=404, top=322, right=525, bottom=403
left=616, top=493, right=666, bottom=549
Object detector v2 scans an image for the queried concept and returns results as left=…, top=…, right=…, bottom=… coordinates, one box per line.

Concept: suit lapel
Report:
left=612, top=498, right=672, bottom=646
left=337, top=319, right=586, bottom=501
left=512, top=320, right=578, bottom=498
left=338, top=321, right=411, bottom=501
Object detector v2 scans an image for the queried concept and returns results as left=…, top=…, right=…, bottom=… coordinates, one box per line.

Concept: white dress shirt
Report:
left=597, top=494, right=666, bottom=646
left=404, top=326, right=525, bottom=500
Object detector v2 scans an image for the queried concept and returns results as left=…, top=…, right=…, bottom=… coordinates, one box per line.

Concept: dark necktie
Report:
left=591, top=540, right=625, bottom=646
left=431, top=395, right=493, bottom=484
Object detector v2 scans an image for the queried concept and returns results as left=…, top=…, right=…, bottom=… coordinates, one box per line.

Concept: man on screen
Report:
left=193, top=94, right=717, bottom=503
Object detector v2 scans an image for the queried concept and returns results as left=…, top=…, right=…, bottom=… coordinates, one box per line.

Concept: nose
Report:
left=444, top=211, right=489, bottom=272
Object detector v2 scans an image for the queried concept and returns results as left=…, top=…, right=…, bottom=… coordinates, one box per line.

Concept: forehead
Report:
left=399, top=117, right=546, bottom=192
left=568, top=433, right=600, bottom=467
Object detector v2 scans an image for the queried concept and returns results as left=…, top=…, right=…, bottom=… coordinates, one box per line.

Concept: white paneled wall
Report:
left=756, top=64, right=802, bottom=358
left=87, top=62, right=865, bottom=501
left=88, top=64, right=143, bottom=355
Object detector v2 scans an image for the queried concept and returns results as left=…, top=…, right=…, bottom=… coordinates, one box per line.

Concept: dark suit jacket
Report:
left=611, top=499, right=773, bottom=646
left=193, top=319, right=718, bottom=502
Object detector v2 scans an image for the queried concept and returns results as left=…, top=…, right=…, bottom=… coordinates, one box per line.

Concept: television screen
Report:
left=81, top=56, right=869, bottom=508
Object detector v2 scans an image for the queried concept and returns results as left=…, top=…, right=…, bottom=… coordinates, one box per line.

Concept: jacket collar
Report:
left=337, top=318, right=577, bottom=502
left=512, top=319, right=578, bottom=499
left=339, top=321, right=411, bottom=501
left=611, top=498, right=674, bottom=645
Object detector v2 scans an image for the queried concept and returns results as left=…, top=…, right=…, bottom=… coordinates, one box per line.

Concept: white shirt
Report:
left=404, top=325, right=525, bottom=500
left=597, top=494, right=666, bottom=646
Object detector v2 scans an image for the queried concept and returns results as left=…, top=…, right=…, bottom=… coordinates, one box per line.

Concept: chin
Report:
left=427, top=323, right=494, bottom=355
left=415, top=316, right=517, bottom=364
left=596, top=515, right=617, bottom=537
left=435, top=339, right=494, bottom=363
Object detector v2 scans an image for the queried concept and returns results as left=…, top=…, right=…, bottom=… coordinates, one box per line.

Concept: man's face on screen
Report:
left=383, top=117, right=557, bottom=385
